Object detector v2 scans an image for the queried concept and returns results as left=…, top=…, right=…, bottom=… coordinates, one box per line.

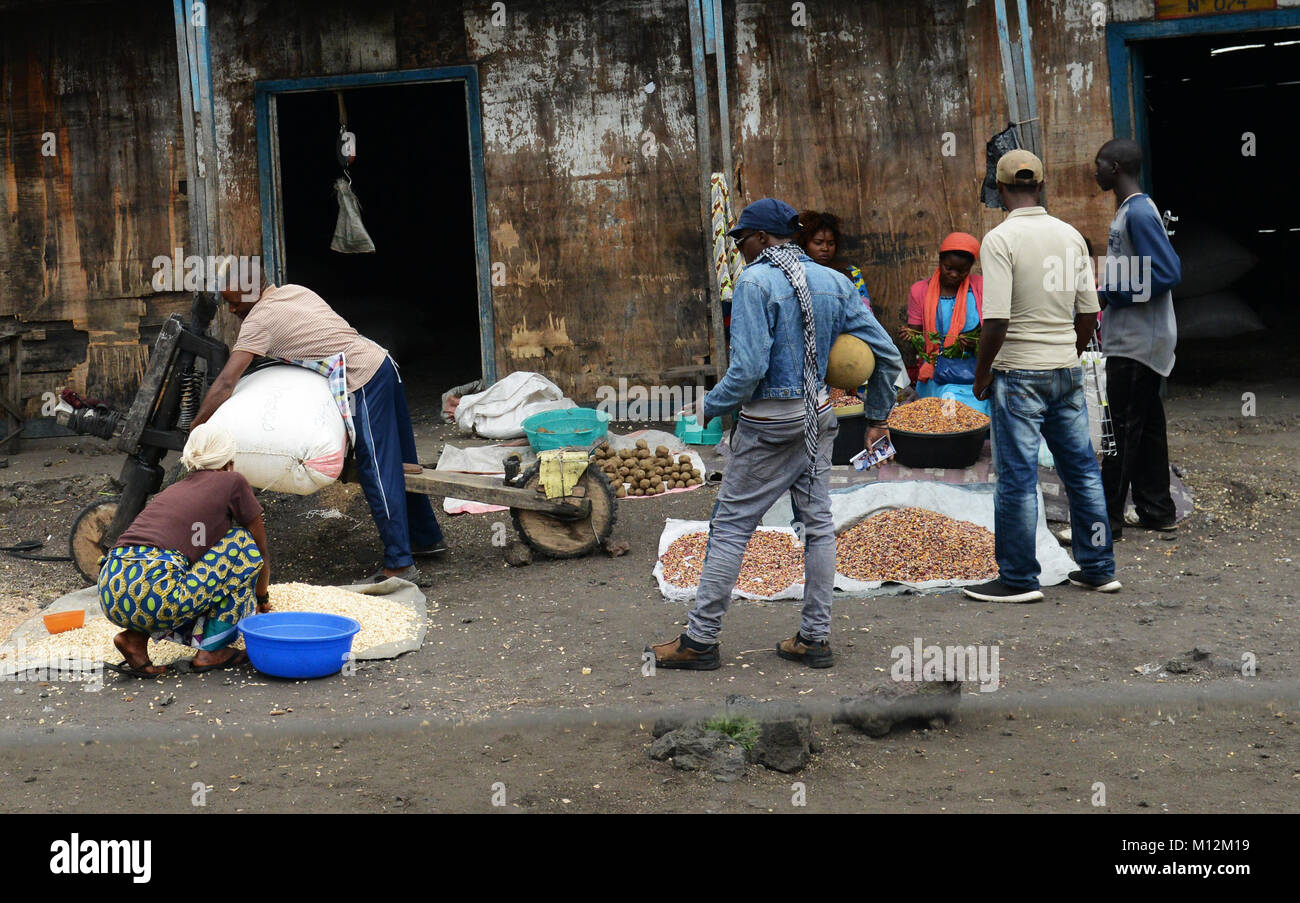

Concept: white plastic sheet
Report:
left=653, top=518, right=805, bottom=603
left=0, top=579, right=427, bottom=678
left=650, top=481, right=1077, bottom=602
left=764, top=480, right=1076, bottom=595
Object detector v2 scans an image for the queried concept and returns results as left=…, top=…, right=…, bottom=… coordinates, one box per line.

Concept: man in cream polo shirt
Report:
left=964, top=149, right=1118, bottom=604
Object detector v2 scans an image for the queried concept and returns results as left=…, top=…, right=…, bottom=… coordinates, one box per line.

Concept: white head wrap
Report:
left=181, top=424, right=238, bottom=472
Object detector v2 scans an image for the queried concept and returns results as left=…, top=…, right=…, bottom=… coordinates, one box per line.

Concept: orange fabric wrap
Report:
left=918, top=271, right=972, bottom=382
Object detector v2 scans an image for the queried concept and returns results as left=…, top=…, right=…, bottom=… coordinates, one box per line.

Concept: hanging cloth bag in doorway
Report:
left=330, top=92, right=377, bottom=254
left=331, top=178, right=377, bottom=253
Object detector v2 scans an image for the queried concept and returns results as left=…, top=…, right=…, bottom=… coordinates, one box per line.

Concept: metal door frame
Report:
left=254, top=66, right=497, bottom=384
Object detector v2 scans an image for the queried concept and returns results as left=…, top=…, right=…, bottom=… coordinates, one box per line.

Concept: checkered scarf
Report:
left=757, top=242, right=820, bottom=474
left=282, top=352, right=355, bottom=446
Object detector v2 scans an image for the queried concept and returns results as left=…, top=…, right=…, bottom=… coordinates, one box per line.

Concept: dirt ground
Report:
left=0, top=378, right=1296, bottom=813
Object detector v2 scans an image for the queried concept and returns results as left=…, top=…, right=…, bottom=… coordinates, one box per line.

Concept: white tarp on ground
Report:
left=654, top=518, right=805, bottom=603
left=654, top=481, right=1076, bottom=602
left=0, top=579, right=426, bottom=678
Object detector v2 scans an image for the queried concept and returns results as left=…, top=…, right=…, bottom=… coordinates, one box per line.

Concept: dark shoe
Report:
left=776, top=633, right=834, bottom=669
left=1124, top=511, right=1177, bottom=531
left=961, top=579, right=1044, bottom=603
left=412, top=542, right=448, bottom=558
left=647, top=633, right=720, bottom=671
left=1068, top=570, right=1122, bottom=592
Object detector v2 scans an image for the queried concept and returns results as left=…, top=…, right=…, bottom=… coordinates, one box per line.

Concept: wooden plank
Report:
left=3, top=335, right=22, bottom=454
left=9, top=324, right=89, bottom=373
left=404, top=469, right=591, bottom=517
left=116, top=317, right=181, bottom=455
left=688, top=0, right=726, bottom=383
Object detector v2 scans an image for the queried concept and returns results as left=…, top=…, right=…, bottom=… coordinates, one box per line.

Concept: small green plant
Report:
left=703, top=715, right=760, bottom=751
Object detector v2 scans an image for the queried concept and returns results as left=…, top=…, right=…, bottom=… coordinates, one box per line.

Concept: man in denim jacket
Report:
left=648, top=198, right=903, bottom=671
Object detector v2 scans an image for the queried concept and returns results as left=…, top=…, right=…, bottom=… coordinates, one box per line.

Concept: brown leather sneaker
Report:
left=647, top=634, right=720, bottom=671
left=777, top=633, right=834, bottom=669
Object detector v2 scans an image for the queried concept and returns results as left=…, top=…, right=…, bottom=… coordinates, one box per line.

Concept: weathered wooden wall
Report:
left=0, top=1, right=190, bottom=413
left=208, top=0, right=709, bottom=400
left=731, top=0, right=1115, bottom=339
left=0, top=0, right=1226, bottom=414
left=968, top=0, right=1115, bottom=248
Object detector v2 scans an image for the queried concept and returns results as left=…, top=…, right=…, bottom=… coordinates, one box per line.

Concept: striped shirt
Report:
left=232, top=284, right=387, bottom=392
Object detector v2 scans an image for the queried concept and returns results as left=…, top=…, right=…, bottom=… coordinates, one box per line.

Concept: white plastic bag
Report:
left=330, top=178, right=376, bottom=254
left=453, top=371, right=574, bottom=439
left=207, top=365, right=347, bottom=494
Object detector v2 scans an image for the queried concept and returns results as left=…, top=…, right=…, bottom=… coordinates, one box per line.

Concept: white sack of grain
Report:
left=1174, top=290, right=1265, bottom=341
left=207, top=365, right=347, bottom=495
left=453, top=370, right=574, bottom=439
left=1170, top=220, right=1257, bottom=296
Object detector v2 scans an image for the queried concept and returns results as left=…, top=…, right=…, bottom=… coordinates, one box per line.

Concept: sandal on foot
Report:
left=103, top=659, right=170, bottom=678
left=190, top=649, right=249, bottom=674
left=364, top=565, right=432, bottom=587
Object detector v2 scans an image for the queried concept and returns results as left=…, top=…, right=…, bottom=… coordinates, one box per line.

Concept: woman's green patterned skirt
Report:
left=97, top=527, right=263, bottom=652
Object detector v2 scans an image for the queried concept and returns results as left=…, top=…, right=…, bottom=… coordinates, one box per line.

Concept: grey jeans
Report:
left=687, top=408, right=839, bottom=644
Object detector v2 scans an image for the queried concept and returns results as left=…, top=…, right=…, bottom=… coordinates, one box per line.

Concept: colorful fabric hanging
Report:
left=710, top=172, right=745, bottom=302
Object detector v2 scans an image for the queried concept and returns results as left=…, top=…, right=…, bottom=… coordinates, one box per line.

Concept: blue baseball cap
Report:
left=727, top=198, right=801, bottom=239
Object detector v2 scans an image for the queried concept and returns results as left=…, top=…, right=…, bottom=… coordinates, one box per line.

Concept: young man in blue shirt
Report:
left=1094, top=138, right=1181, bottom=537
left=647, top=199, right=903, bottom=670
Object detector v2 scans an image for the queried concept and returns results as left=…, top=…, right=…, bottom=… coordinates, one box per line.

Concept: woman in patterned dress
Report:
left=97, top=424, right=271, bottom=676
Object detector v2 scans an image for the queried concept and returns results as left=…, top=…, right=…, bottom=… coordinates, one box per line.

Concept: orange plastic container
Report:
left=42, top=610, right=85, bottom=634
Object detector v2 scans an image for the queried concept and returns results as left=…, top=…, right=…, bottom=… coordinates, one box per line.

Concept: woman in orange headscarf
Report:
left=902, top=232, right=987, bottom=414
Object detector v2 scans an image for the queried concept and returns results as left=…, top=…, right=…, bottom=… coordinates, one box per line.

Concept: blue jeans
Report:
left=353, top=357, right=444, bottom=569
left=990, top=367, right=1114, bottom=588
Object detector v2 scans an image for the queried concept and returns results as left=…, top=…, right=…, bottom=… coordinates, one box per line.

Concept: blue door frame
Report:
left=254, top=66, right=497, bottom=385
left=1107, top=10, right=1300, bottom=193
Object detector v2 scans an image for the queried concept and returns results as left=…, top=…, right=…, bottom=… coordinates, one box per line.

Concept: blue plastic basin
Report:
left=521, top=407, right=610, bottom=451
left=237, top=612, right=361, bottom=679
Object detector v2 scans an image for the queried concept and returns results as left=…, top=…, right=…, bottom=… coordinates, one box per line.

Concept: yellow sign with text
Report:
left=1156, top=0, right=1276, bottom=20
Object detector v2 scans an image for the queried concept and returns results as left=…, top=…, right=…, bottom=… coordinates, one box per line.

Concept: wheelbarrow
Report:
left=402, top=447, right=617, bottom=559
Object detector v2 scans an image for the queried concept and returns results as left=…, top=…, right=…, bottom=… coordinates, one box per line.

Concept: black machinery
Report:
left=59, top=292, right=228, bottom=582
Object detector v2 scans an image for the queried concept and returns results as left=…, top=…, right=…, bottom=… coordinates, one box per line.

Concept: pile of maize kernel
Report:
left=660, top=530, right=805, bottom=595
left=1, top=583, right=421, bottom=669
left=887, top=397, right=989, bottom=433
left=835, top=507, right=997, bottom=583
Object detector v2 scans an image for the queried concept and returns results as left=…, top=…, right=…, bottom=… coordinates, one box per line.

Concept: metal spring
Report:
left=175, top=368, right=204, bottom=431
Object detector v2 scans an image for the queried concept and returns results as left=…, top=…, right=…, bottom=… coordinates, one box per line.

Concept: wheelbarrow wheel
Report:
left=511, top=462, right=617, bottom=559
left=70, top=496, right=120, bottom=584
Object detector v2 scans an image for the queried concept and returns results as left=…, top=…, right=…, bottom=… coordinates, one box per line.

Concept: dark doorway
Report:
left=273, top=83, right=482, bottom=405
left=1139, top=29, right=1299, bottom=383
